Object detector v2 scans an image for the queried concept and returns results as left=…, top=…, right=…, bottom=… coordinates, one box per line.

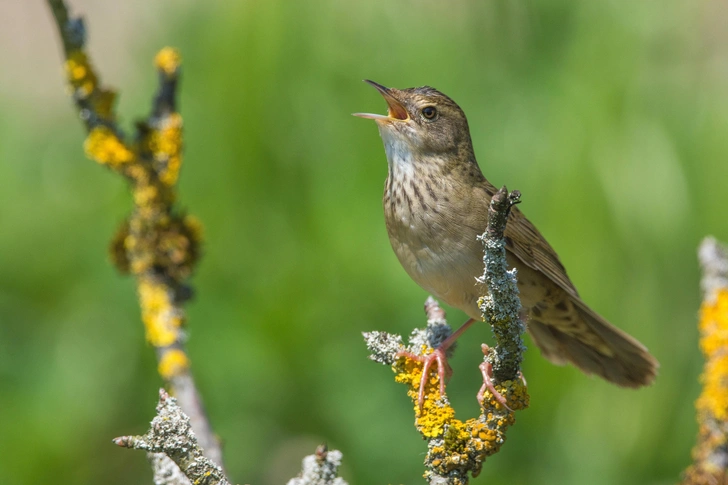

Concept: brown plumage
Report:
left=355, top=81, right=658, bottom=388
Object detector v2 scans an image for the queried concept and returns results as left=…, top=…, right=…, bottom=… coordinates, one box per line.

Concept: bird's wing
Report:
left=479, top=182, right=579, bottom=298
left=505, top=206, right=579, bottom=297
left=477, top=182, right=658, bottom=387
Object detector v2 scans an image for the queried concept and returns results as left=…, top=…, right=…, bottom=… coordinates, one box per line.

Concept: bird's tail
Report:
left=527, top=297, right=658, bottom=388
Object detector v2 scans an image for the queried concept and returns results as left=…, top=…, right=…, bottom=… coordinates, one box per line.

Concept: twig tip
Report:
left=113, top=436, right=132, bottom=447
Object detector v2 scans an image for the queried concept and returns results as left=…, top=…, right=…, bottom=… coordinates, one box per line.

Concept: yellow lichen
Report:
left=155, top=47, right=181, bottom=76
left=147, top=113, right=183, bottom=186
left=158, top=349, right=190, bottom=379
left=84, top=127, right=134, bottom=167
left=133, top=183, right=160, bottom=207
left=65, top=50, right=97, bottom=96
left=393, top=348, right=529, bottom=482
left=394, top=351, right=455, bottom=438
left=138, top=278, right=182, bottom=347
left=699, top=289, right=728, bottom=356
left=696, top=289, right=728, bottom=421
left=479, top=379, right=530, bottom=414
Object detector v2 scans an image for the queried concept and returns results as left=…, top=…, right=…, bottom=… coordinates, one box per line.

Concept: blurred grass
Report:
left=1, top=0, right=726, bottom=483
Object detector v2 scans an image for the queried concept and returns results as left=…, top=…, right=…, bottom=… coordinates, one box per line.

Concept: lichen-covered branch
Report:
left=364, top=187, right=529, bottom=485
left=682, top=237, right=728, bottom=484
left=47, top=0, right=117, bottom=132
left=147, top=453, right=193, bottom=485
left=47, top=0, right=222, bottom=470
left=477, top=187, right=526, bottom=383
left=287, top=444, right=349, bottom=485
left=114, top=390, right=230, bottom=485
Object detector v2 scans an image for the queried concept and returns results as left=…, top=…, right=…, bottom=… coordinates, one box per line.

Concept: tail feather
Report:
left=528, top=301, right=658, bottom=388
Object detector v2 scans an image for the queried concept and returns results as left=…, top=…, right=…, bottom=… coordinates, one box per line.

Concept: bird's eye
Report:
left=421, top=106, right=438, bottom=120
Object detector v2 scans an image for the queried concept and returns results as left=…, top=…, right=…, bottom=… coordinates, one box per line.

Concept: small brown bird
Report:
left=354, top=81, right=658, bottom=398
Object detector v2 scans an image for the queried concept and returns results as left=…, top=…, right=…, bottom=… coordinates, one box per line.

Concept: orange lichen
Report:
left=84, top=127, right=134, bottom=167
left=138, top=277, right=183, bottom=347
left=155, top=47, right=181, bottom=76
left=682, top=271, right=728, bottom=484
left=393, top=351, right=528, bottom=482
left=696, top=289, right=728, bottom=421
left=479, top=379, right=530, bottom=414
left=158, top=349, right=190, bottom=380
left=394, top=349, right=454, bottom=437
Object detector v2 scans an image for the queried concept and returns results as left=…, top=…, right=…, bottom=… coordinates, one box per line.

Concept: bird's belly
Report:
left=388, top=220, right=547, bottom=320
left=388, top=230, right=486, bottom=319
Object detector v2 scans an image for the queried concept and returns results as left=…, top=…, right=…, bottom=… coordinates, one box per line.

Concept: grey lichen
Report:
left=287, top=444, right=348, bottom=485
left=477, top=187, right=526, bottom=383
left=363, top=331, right=404, bottom=365
left=147, top=453, right=192, bottom=485
left=114, top=389, right=229, bottom=485
left=699, top=237, right=728, bottom=303
left=364, top=296, right=454, bottom=366
left=410, top=296, right=454, bottom=355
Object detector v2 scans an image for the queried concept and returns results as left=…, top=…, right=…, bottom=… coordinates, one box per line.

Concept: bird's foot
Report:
left=396, top=346, right=452, bottom=409
left=477, top=360, right=513, bottom=412
left=477, top=344, right=526, bottom=412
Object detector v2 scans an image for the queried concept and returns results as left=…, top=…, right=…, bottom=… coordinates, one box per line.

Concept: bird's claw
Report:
left=396, top=347, right=452, bottom=409
left=477, top=344, right=525, bottom=412
left=477, top=360, right=513, bottom=412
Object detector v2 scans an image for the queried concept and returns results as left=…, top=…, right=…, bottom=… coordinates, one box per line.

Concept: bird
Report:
left=354, top=80, right=658, bottom=403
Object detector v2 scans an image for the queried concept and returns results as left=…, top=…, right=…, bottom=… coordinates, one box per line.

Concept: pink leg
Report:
left=396, top=318, right=477, bottom=409
left=477, top=343, right=525, bottom=412
left=477, top=359, right=513, bottom=412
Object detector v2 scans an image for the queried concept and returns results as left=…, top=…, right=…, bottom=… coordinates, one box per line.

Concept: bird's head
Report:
left=354, top=80, right=474, bottom=161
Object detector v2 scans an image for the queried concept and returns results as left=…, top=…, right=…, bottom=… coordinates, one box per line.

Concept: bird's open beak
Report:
left=353, top=80, right=409, bottom=122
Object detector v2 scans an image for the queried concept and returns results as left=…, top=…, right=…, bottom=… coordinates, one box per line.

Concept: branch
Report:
left=114, top=390, right=230, bottom=485
left=287, top=444, right=349, bottom=485
left=682, top=237, right=728, bottom=484
left=47, top=0, right=118, bottom=132
left=476, top=187, right=526, bottom=383
left=364, top=186, right=528, bottom=484
left=47, top=0, right=222, bottom=471
left=147, top=453, right=193, bottom=485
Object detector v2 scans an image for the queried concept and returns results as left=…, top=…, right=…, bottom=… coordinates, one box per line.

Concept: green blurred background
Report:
left=1, top=0, right=725, bottom=483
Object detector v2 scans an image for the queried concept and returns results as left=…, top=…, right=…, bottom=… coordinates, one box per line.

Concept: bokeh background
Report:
left=1, top=1, right=726, bottom=484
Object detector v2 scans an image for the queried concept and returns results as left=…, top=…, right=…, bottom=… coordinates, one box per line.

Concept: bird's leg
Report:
left=396, top=317, right=477, bottom=408
left=477, top=359, right=513, bottom=412
left=476, top=344, right=526, bottom=412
